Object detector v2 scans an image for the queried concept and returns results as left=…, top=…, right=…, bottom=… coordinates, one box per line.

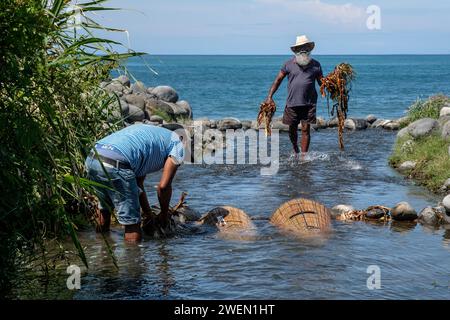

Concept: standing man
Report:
left=85, top=124, right=185, bottom=242
left=265, top=35, right=323, bottom=156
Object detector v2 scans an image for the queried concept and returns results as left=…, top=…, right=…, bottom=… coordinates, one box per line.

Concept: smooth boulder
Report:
left=127, top=104, right=145, bottom=122
left=344, top=118, right=368, bottom=130
left=217, top=118, right=242, bottom=130
left=124, top=93, right=146, bottom=110
left=418, top=206, right=442, bottom=226
left=441, top=121, right=450, bottom=141
left=131, top=81, right=147, bottom=93
left=151, top=86, right=179, bottom=103
left=440, top=106, right=450, bottom=117
left=398, top=161, right=416, bottom=172
left=391, top=202, right=418, bottom=221
left=443, top=194, right=450, bottom=214
left=366, top=114, right=377, bottom=124
left=407, top=118, right=439, bottom=139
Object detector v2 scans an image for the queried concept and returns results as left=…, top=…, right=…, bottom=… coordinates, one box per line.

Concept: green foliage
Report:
left=402, top=94, right=450, bottom=127
left=389, top=134, right=450, bottom=192
left=0, top=0, right=142, bottom=295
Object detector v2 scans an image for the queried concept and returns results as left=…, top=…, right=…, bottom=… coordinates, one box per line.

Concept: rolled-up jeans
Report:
left=85, top=156, right=141, bottom=225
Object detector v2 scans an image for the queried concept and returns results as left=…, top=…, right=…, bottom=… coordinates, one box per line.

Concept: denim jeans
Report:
left=85, top=157, right=141, bottom=225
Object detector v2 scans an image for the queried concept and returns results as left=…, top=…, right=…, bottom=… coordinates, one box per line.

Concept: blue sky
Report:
left=96, top=0, right=450, bottom=54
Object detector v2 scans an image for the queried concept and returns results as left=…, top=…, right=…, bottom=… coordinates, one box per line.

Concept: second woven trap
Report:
left=270, top=198, right=332, bottom=235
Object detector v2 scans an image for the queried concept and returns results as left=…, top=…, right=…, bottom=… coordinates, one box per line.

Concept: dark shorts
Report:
left=282, top=105, right=316, bottom=126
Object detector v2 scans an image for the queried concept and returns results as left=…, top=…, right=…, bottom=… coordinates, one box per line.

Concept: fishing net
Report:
left=257, top=101, right=276, bottom=136
left=320, top=63, right=355, bottom=150
left=270, top=198, right=331, bottom=234
left=199, top=206, right=255, bottom=231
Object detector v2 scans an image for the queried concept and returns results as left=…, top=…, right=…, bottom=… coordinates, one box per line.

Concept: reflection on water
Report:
left=17, top=129, right=450, bottom=299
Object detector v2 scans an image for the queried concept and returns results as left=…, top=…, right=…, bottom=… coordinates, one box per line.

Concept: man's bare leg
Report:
left=301, top=121, right=311, bottom=153
left=124, top=224, right=142, bottom=242
left=95, top=209, right=111, bottom=233
left=288, top=124, right=300, bottom=154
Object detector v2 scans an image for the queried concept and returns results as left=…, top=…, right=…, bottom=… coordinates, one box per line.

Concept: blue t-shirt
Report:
left=281, top=57, right=323, bottom=107
left=95, top=124, right=184, bottom=177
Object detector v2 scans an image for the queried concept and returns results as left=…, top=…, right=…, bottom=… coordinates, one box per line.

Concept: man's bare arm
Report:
left=136, top=176, right=154, bottom=217
left=265, top=70, right=286, bottom=104
left=157, top=157, right=179, bottom=220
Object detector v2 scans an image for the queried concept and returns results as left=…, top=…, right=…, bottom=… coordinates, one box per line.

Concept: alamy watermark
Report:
left=366, top=5, right=381, bottom=30
left=366, top=265, right=381, bottom=290
left=66, top=265, right=81, bottom=290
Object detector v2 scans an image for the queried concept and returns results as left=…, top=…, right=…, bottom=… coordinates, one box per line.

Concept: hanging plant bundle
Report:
left=320, top=63, right=355, bottom=150
left=257, top=100, right=276, bottom=136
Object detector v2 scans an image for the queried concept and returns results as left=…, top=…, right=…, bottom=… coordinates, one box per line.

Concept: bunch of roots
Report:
left=320, top=63, right=355, bottom=150
left=257, top=101, right=276, bottom=136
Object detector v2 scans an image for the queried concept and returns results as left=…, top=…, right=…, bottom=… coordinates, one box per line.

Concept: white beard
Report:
left=295, top=53, right=312, bottom=66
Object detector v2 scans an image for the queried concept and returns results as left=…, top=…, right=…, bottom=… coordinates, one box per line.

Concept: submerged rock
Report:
left=344, top=118, right=368, bottom=130
left=418, top=206, right=443, bottom=226
left=391, top=202, right=418, bottom=221
left=327, top=117, right=339, bottom=128
left=407, top=118, right=439, bottom=139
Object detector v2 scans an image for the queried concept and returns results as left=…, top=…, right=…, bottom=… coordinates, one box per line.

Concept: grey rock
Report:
left=124, top=94, right=146, bottom=110
left=151, top=86, right=179, bottom=103
left=407, top=118, right=439, bottom=139
left=146, top=87, right=155, bottom=94
left=419, top=206, right=445, bottom=226
left=316, top=117, right=327, bottom=129
left=344, top=118, right=368, bottom=130
left=114, top=75, right=130, bottom=87
left=331, top=204, right=355, bottom=219
left=441, top=121, right=450, bottom=141
left=391, top=202, right=418, bottom=221
left=371, top=119, right=389, bottom=128
left=272, top=118, right=289, bottom=131
left=383, top=121, right=400, bottom=131
left=119, top=100, right=129, bottom=115
left=398, top=161, right=416, bottom=172
left=443, top=194, right=450, bottom=214
left=241, top=120, right=252, bottom=130
left=149, top=115, right=164, bottom=124
left=397, top=127, right=409, bottom=139
left=131, top=81, right=147, bottom=93
left=366, top=114, right=377, bottom=124
left=105, top=82, right=124, bottom=93
left=438, top=115, right=450, bottom=126
left=145, top=98, right=175, bottom=116
left=176, top=100, right=193, bottom=119
left=440, top=106, right=450, bottom=117
left=217, top=118, right=242, bottom=131
left=440, top=178, right=450, bottom=192
left=161, top=123, right=185, bottom=131
left=127, top=104, right=145, bottom=122
left=327, top=117, right=339, bottom=128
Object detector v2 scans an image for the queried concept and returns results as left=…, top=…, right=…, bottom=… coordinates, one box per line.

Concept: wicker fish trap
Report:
left=200, top=206, right=255, bottom=230
left=270, top=198, right=332, bottom=233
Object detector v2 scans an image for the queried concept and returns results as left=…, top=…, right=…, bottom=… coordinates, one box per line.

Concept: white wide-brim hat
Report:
left=290, top=35, right=315, bottom=51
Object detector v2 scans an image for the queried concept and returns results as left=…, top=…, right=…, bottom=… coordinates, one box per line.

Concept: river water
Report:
left=18, top=128, right=449, bottom=300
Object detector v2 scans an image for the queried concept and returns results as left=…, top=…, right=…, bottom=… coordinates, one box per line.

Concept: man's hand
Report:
left=264, top=96, right=275, bottom=106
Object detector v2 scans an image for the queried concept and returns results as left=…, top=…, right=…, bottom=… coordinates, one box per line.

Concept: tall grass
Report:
left=0, top=0, right=142, bottom=295
left=402, top=94, right=450, bottom=127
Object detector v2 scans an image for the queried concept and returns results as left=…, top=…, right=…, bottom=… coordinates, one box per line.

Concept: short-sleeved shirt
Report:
left=95, top=124, right=184, bottom=177
left=281, top=57, right=323, bottom=107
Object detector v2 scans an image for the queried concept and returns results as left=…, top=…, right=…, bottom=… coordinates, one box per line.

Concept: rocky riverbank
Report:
left=102, top=77, right=450, bottom=229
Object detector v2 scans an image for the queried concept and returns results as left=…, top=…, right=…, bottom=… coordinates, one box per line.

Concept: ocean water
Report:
left=121, top=54, right=450, bottom=120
